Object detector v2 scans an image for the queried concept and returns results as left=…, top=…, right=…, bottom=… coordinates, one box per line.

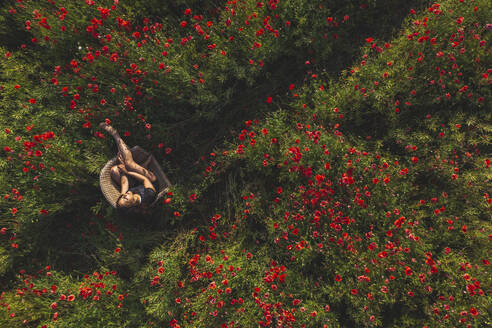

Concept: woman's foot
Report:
left=99, top=122, right=118, bottom=136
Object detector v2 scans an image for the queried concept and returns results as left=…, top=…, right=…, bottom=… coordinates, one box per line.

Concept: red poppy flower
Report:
left=278, top=274, right=286, bottom=283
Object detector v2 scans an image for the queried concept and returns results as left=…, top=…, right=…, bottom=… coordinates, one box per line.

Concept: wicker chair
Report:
left=100, top=146, right=171, bottom=209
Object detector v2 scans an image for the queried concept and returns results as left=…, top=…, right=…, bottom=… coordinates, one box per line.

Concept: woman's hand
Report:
left=118, top=152, right=133, bottom=172
left=117, top=164, right=128, bottom=175
left=117, top=151, right=125, bottom=165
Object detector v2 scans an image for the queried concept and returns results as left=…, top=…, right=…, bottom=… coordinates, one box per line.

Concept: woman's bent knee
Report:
left=110, top=165, right=120, bottom=174
left=110, top=166, right=122, bottom=184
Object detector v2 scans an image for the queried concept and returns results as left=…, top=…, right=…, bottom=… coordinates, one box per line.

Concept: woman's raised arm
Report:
left=124, top=171, right=155, bottom=191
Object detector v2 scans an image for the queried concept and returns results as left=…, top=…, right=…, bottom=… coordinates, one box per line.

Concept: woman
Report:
left=99, top=122, right=158, bottom=211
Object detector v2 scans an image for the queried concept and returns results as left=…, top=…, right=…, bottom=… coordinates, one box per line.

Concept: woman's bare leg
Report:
left=100, top=123, right=156, bottom=182
left=110, top=165, right=122, bottom=186
left=110, top=165, right=130, bottom=194
left=124, top=161, right=157, bottom=182
left=100, top=123, right=134, bottom=164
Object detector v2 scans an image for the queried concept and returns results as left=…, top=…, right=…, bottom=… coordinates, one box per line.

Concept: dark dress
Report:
left=129, top=180, right=158, bottom=205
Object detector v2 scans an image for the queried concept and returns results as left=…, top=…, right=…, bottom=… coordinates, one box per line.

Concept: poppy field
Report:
left=0, top=0, right=490, bottom=327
